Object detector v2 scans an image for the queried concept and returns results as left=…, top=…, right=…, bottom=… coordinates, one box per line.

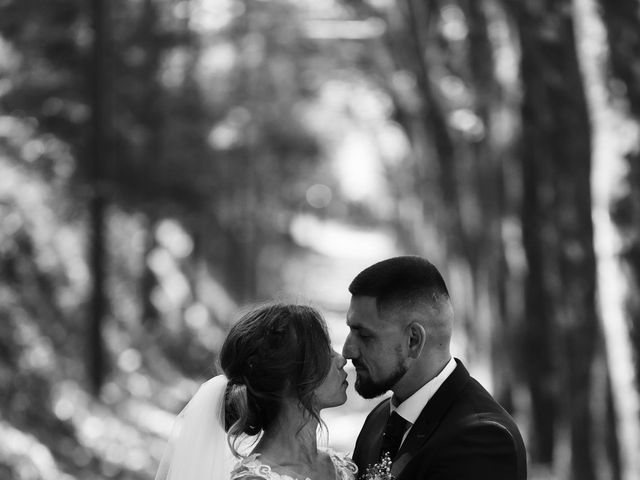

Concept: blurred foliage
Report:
left=0, top=0, right=379, bottom=478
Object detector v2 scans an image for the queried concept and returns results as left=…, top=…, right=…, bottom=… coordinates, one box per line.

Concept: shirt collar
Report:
left=391, top=357, right=457, bottom=424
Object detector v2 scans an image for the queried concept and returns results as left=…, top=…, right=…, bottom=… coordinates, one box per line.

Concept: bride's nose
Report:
left=336, top=353, right=347, bottom=369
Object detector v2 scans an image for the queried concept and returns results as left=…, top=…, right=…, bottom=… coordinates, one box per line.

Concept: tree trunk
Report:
left=520, top=118, right=556, bottom=469
left=578, top=1, right=640, bottom=477
left=88, top=0, right=109, bottom=396
left=462, top=0, right=515, bottom=408
left=511, top=2, right=600, bottom=478
left=141, top=218, right=159, bottom=326
left=402, top=0, right=468, bottom=256
left=508, top=0, right=558, bottom=469
left=89, top=194, right=107, bottom=396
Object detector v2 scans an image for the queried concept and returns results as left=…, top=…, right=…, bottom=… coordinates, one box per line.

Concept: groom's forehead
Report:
left=347, top=297, right=376, bottom=321
left=347, top=299, right=394, bottom=330
left=348, top=295, right=378, bottom=313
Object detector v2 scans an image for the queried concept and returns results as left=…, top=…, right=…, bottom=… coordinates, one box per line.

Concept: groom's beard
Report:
left=354, top=360, right=408, bottom=399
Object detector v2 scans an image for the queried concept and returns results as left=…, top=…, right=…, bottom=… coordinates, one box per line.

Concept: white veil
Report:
left=155, top=375, right=236, bottom=480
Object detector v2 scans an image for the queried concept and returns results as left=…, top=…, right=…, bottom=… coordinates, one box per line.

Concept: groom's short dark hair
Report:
left=349, top=256, right=449, bottom=312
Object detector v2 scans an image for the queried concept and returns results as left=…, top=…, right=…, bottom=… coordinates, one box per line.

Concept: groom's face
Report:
left=343, top=296, right=409, bottom=399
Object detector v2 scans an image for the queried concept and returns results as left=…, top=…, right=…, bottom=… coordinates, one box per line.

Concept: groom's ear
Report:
left=407, top=322, right=426, bottom=359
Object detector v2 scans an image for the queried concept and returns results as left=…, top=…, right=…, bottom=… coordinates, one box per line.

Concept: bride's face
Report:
left=313, top=350, right=348, bottom=409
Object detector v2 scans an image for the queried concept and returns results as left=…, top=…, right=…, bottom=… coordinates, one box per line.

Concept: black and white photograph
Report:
left=1, top=0, right=639, bottom=479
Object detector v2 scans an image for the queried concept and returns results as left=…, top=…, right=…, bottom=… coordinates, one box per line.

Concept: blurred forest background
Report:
left=1, top=0, right=640, bottom=479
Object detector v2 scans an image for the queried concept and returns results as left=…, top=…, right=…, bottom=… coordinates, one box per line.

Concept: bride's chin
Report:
left=321, top=395, right=348, bottom=409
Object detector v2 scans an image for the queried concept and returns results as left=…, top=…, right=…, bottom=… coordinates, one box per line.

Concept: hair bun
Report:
left=225, top=382, right=262, bottom=436
left=228, top=375, right=245, bottom=386
left=220, top=303, right=333, bottom=456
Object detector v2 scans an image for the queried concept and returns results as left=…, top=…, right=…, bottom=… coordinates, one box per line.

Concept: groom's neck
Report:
left=393, top=354, right=451, bottom=403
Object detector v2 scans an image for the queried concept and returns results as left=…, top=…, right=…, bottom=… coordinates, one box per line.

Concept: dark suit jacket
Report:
left=353, top=359, right=527, bottom=480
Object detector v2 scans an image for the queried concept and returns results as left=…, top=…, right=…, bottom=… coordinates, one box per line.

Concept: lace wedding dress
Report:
left=230, top=450, right=358, bottom=480
left=155, top=376, right=357, bottom=480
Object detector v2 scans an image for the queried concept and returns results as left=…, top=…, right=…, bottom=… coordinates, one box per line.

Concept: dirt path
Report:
left=278, top=218, right=400, bottom=452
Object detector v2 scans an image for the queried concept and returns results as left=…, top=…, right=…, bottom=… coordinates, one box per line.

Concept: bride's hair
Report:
left=220, top=302, right=332, bottom=456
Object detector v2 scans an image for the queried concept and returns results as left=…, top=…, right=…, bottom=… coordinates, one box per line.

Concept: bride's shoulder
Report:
left=230, top=454, right=273, bottom=480
left=231, top=450, right=357, bottom=480
left=323, top=448, right=358, bottom=479
left=230, top=454, right=302, bottom=480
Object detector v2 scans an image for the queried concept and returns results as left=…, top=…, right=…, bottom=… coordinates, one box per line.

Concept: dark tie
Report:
left=378, top=411, right=409, bottom=461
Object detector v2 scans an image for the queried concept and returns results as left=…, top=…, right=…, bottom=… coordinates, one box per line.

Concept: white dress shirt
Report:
left=390, top=356, right=457, bottom=446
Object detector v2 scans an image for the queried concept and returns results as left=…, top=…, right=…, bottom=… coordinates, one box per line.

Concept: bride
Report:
left=155, top=303, right=357, bottom=480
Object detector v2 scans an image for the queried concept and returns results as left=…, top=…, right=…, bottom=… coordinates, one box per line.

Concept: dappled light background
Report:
left=1, top=0, right=640, bottom=479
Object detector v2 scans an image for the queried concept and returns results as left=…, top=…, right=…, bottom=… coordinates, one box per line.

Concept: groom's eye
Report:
left=349, top=326, right=373, bottom=340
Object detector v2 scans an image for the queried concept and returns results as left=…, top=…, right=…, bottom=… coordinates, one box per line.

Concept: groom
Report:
left=343, top=256, right=526, bottom=480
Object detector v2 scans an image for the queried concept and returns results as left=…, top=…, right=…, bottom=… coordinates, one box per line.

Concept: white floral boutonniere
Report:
left=361, top=452, right=395, bottom=480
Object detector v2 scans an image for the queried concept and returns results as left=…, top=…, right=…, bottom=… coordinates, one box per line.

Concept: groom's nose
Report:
left=342, top=333, right=358, bottom=360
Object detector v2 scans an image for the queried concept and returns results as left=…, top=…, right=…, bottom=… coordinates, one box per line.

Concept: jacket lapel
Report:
left=355, top=398, right=391, bottom=474
left=390, top=359, right=471, bottom=478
